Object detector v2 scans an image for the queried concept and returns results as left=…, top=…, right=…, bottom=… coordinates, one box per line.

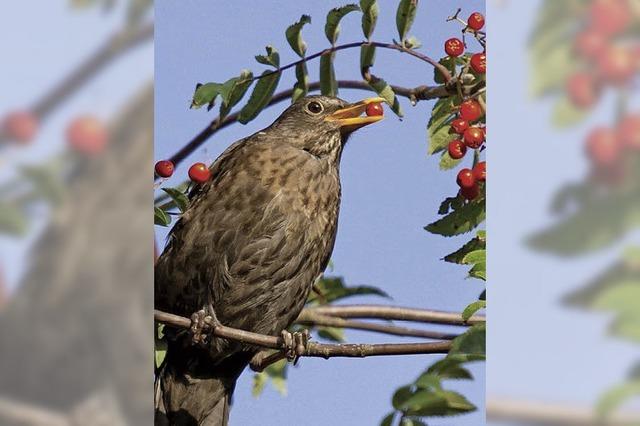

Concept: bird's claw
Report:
left=280, top=329, right=310, bottom=364
left=190, top=304, right=219, bottom=346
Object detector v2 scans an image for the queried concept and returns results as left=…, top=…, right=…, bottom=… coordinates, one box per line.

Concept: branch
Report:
left=305, top=305, right=485, bottom=326
left=295, top=310, right=460, bottom=340
left=487, top=397, right=640, bottom=426
left=164, top=79, right=458, bottom=170
left=154, top=309, right=451, bottom=362
left=1, top=22, right=153, bottom=143
left=255, top=41, right=451, bottom=84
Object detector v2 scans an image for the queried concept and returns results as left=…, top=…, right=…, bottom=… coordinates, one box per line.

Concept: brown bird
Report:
left=155, top=95, right=385, bottom=425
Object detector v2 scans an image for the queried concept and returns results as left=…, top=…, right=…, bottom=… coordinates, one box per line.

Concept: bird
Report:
left=154, top=95, right=385, bottom=425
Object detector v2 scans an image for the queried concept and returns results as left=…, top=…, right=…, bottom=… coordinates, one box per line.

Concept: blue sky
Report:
left=155, top=1, right=485, bottom=425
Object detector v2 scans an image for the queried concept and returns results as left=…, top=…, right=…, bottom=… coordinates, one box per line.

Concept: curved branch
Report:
left=295, top=311, right=460, bottom=340
left=154, top=309, right=451, bottom=361
left=305, top=305, right=485, bottom=326
left=164, top=79, right=457, bottom=170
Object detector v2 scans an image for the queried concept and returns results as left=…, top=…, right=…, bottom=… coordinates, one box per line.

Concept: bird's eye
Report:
left=306, top=101, right=324, bottom=115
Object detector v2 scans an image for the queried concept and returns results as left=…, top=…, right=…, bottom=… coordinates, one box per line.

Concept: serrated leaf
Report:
left=434, top=56, right=458, bottom=84
left=552, top=96, right=590, bottom=128
left=380, top=412, right=395, bottom=426
left=461, top=249, right=485, bottom=265
left=444, top=235, right=486, bottom=264
left=462, top=301, right=486, bottom=322
left=415, top=373, right=442, bottom=391
left=161, top=187, right=189, bottom=213
left=427, top=96, right=459, bottom=154
left=396, top=0, right=418, bottom=42
left=360, top=44, right=376, bottom=75
left=154, top=206, right=171, bottom=227
left=219, top=70, right=254, bottom=119
left=238, top=71, right=281, bottom=124
left=368, top=76, right=403, bottom=117
left=392, top=385, right=413, bottom=410
left=439, top=151, right=462, bottom=170
left=255, top=45, right=280, bottom=68
left=286, top=15, right=311, bottom=58
left=360, top=0, right=379, bottom=39
left=325, top=4, right=360, bottom=45
left=426, top=358, right=474, bottom=380
left=401, top=389, right=476, bottom=417
left=438, top=196, right=464, bottom=215
left=292, top=62, right=309, bottom=103
left=426, top=198, right=485, bottom=237
left=306, top=276, right=389, bottom=304
left=191, top=82, right=223, bottom=110
left=320, top=52, right=338, bottom=96
left=450, top=323, right=486, bottom=357
left=468, top=263, right=486, bottom=281
left=400, top=419, right=427, bottom=426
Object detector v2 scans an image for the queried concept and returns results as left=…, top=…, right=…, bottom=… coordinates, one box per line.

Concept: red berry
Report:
left=155, top=160, right=175, bottom=178
left=459, top=100, right=483, bottom=122
left=618, top=114, right=640, bottom=150
left=365, top=103, right=384, bottom=117
left=589, top=0, right=631, bottom=36
left=463, top=127, right=485, bottom=149
left=456, top=168, right=476, bottom=189
left=2, top=111, right=38, bottom=144
left=574, top=30, right=607, bottom=59
left=473, top=161, right=486, bottom=182
left=467, top=12, right=485, bottom=31
left=470, top=53, right=486, bottom=74
left=586, top=127, right=620, bottom=167
left=445, top=38, right=464, bottom=57
left=460, top=184, right=479, bottom=200
left=451, top=118, right=469, bottom=134
left=566, top=72, right=600, bottom=109
left=448, top=139, right=467, bottom=159
left=188, top=162, right=211, bottom=183
left=597, top=46, right=635, bottom=84
left=67, top=115, right=108, bottom=155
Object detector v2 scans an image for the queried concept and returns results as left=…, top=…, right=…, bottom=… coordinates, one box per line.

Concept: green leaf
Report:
left=462, top=301, right=486, bottom=322
left=400, top=389, right=476, bottom=417
left=161, top=187, right=189, bottom=213
left=438, top=196, right=464, bottom=215
left=360, top=44, right=376, bottom=75
left=264, top=359, right=288, bottom=396
left=427, top=96, right=459, bottom=154
left=155, top=336, right=167, bottom=369
left=426, top=198, right=486, bottom=237
left=154, top=206, right=171, bottom=227
left=191, top=82, right=223, bottom=110
left=380, top=412, right=395, bottom=426
left=552, top=96, right=590, bottom=128
left=325, top=4, right=360, bottom=45
left=238, top=71, right=281, bottom=124
left=400, top=418, right=427, bottom=426
left=404, top=35, right=422, bottom=49
left=252, top=371, right=268, bottom=397
left=396, top=0, right=418, bottom=42
left=461, top=249, right=485, bottom=265
left=367, top=76, right=403, bottom=117
left=285, top=15, right=312, bottom=57
left=426, top=358, right=474, bottom=380
left=415, top=373, right=442, bottom=391
left=360, top=0, right=378, bottom=39
left=439, top=151, right=462, bottom=170
left=21, top=164, right=65, bottom=204
left=392, top=385, right=414, bottom=410
left=444, top=233, right=486, bottom=264
left=292, top=62, right=309, bottom=103
left=468, top=264, right=486, bottom=281
left=320, top=52, right=338, bottom=96
left=450, top=323, right=486, bottom=357
left=596, top=380, right=640, bottom=421
left=306, top=276, right=389, bottom=305
left=219, top=70, right=254, bottom=119
left=255, top=45, right=280, bottom=68
left=317, top=326, right=345, bottom=342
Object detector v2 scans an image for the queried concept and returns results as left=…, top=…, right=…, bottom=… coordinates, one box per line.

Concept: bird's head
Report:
left=270, top=95, right=385, bottom=159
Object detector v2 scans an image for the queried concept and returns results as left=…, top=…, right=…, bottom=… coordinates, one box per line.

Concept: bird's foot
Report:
left=280, top=329, right=310, bottom=365
left=190, top=304, right=220, bottom=346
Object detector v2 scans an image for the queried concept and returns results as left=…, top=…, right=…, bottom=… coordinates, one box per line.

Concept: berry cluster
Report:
left=567, top=0, right=637, bottom=109
left=586, top=114, right=640, bottom=171
left=442, top=11, right=486, bottom=200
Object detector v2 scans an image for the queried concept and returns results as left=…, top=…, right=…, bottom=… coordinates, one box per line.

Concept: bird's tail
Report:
left=155, top=343, right=251, bottom=426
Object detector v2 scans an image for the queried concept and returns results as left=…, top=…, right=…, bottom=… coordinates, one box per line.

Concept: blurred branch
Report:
left=487, top=397, right=640, bottom=426
left=305, top=304, right=485, bottom=326
left=1, top=21, right=153, bottom=143
left=154, top=309, right=451, bottom=361
left=165, top=79, right=461, bottom=169
left=0, top=396, right=68, bottom=426
left=295, top=310, right=460, bottom=339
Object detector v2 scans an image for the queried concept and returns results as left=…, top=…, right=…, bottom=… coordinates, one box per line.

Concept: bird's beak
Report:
left=325, top=97, right=386, bottom=132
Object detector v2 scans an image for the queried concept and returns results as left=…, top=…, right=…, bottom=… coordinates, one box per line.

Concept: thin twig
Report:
left=154, top=309, right=451, bottom=361
left=295, top=311, right=459, bottom=340
left=305, top=305, right=485, bottom=326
